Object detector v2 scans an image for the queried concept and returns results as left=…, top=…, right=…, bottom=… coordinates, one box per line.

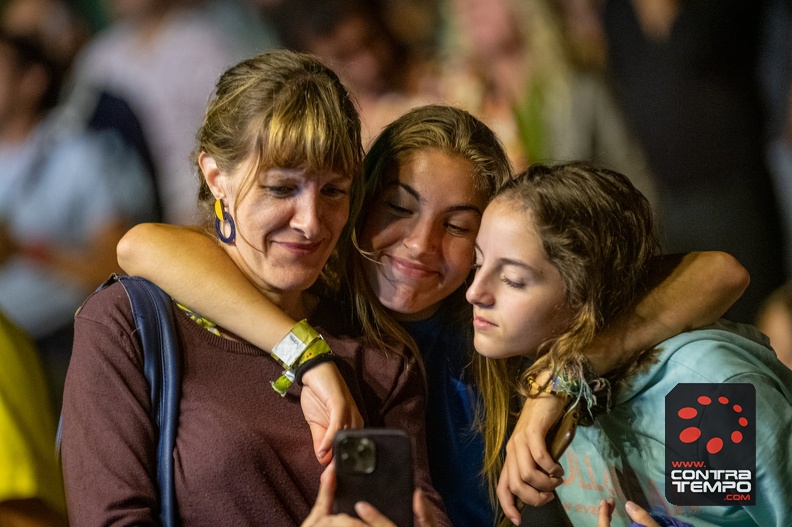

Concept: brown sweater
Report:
left=61, top=282, right=448, bottom=526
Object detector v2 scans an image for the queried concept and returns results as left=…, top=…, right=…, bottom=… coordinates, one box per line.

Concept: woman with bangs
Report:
left=117, top=102, right=749, bottom=526
left=60, top=50, right=449, bottom=526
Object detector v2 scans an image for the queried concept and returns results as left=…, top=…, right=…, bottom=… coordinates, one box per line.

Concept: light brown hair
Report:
left=350, top=104, right=513, bottom=361
left=475, top=162, right=660, bottom=498
left=195, top=49, right=364, bottom=288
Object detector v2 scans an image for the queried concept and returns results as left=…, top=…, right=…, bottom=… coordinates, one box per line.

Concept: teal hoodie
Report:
left=555, top=321, right=792, bottom=527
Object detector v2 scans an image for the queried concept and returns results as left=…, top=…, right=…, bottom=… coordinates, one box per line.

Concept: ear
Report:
left=199, top=152, right=225, bottom=200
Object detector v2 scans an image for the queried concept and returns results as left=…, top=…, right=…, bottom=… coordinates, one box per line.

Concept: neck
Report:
left=219, top=243, right=319, bottom=321
left=390, top=301, right=441, bottom=323
left=273, top=290, right=317, bottom=322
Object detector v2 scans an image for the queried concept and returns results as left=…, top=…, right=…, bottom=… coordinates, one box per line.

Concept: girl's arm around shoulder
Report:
left=587, top=251, right=749, bottom=374
left=119, top=223, right=363, bottom=463
left=499, top=252, right=750, bottom=519
left=117, top=222, right=296, bottom=350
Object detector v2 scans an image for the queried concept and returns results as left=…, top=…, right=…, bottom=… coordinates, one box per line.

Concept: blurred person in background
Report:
left=435, top=0, right=658, bottom=206
left=600, top=0, right=787, bottom=323
left=0, top=309, right=66, bottom=527
left=2, top=0, right=163, bottom=220
left=0, top=30, right=157, bottom=413
left=271, top=0, right=431, bottom=147
left=69, top=0, right=252, bottom=224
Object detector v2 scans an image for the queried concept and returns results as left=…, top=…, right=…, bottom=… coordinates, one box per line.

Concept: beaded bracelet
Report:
left=527, top=371, right=612, bottom=427
left=526, top=375, right=576, bottom=400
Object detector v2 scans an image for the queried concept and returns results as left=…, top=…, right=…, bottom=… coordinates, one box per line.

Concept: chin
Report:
left=270, top=272, right=323, bottom=293
left=472, top=336, right=506, bottom=359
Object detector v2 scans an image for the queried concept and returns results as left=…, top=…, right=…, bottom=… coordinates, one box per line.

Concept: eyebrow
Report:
left=396, top=182, right=483, bottom=215
left=499, top=258, right=535, bottom=271
left=475, top=245, right=537, bottom=273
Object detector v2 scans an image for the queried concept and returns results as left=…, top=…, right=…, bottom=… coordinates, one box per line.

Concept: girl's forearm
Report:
left=117, top=223, right=296, bottom=350
left=586, top=251, right=749, bottom=375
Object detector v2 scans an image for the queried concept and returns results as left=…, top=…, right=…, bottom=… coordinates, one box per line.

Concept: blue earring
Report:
left=214, top=199, right=236, bottom=244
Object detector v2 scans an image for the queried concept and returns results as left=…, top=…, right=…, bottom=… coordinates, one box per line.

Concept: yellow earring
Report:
left=213, top=198, right=235, bottom=244
left=214, top=199, right=224, bottom=221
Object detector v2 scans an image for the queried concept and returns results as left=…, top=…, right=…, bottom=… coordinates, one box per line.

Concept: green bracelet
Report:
left=271, top=320, right=321, bottom=369
left=270, top=321, right=332, bottom=396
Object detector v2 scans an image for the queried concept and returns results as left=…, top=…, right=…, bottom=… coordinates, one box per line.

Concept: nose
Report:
left=290, top=191, right=321, bottom=239
left=403, top=217, right=438, bottom=257
left=466, top=267, right=494, bottom=307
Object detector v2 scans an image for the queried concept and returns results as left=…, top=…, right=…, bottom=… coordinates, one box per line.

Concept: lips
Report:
left=387, top=255, right=438, bottom=279
left=472, top=314, right=497, bottom=330
left=273, top=240, right=323, bottom=255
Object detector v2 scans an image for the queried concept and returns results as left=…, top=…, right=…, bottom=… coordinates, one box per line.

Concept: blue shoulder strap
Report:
left=57, top=274, right=181, bottom=527
left=118, top=275, right=181, bottom=527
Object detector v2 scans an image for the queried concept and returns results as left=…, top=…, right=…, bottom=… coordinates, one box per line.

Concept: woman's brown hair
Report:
left=195, top=48, right=364, bottom=289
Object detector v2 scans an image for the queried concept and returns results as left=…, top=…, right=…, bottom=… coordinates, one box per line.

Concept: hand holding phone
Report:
left=333, top=429, right=414, bottom=527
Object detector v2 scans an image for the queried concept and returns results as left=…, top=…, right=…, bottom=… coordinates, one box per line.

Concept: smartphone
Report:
left=333, top=429, right=414, bottom=527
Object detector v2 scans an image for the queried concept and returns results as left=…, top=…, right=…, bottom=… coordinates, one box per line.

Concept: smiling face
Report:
left=360, top=149, right=488, bottom=321
left=466, top=198, right=571, bottom=359
left=204, top=153, right=351, bottom=301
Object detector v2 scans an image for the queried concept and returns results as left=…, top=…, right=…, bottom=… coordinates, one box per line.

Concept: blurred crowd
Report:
left=2, top=0, right=792, bottom=523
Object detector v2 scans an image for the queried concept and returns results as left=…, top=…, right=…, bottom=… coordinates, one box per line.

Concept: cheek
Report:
left=510, top=297, right=569, bottom=353
left=362, top=216, right=406, bottom=252
left=235, top=200, right=283, bottom=234
left=442, top=239, right=476, bottom=281
left=326, top=202, right=350, bottom=236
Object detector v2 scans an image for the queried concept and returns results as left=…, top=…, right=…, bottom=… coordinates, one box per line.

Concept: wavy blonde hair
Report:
left=475, top=162, right=660, bottom=501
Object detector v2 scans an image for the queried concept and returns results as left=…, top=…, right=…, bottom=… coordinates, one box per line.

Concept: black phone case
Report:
left=333, top=429, right=414, bottom=527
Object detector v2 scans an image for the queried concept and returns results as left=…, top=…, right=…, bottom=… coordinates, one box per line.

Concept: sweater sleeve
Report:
left=60, top=283, right=160, bottom=526
left=378, top=353, right=451, bottom=527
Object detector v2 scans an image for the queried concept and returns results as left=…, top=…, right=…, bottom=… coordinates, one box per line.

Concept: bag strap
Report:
left=118, top=275, right=181, bottom=527
left=57, top=274, right=181, bottom=527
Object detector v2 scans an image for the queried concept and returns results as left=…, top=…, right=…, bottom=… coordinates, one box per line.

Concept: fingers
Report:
left=528, top=427, right=564, bottom=479
left=304, top=514, right=367, bottom=527
left=517, top=394, right=567, bottom=476
left=307, top=421, right=333, bottom=466
left=318, top=417, right=340, bottom=464
left=353, top=492, right=433, bottom=527
left=625, top=501, right=661, bottom=527
left=300, top=363, right=364, bottom=464
left=506, top=433, right=560, bottom=493
left=501, top=442, right=555, bottom=508
left=316, top=403, right=364, bottom=464
left=354, top=502, right=396, bottom=527
left=506, top=393, right=566, bottom=497
left=496, top=464, right=522, bottom=526
left=413, top=489, right=435, bottom=527
left=596, top=498, right=615, bottom=527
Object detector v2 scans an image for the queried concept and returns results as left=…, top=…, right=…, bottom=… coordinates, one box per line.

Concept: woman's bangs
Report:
left=258, top=84, right=358, bottom=178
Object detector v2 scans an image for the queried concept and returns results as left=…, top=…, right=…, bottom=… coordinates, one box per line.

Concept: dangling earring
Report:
left=214, top=199, right=236, bottom=244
